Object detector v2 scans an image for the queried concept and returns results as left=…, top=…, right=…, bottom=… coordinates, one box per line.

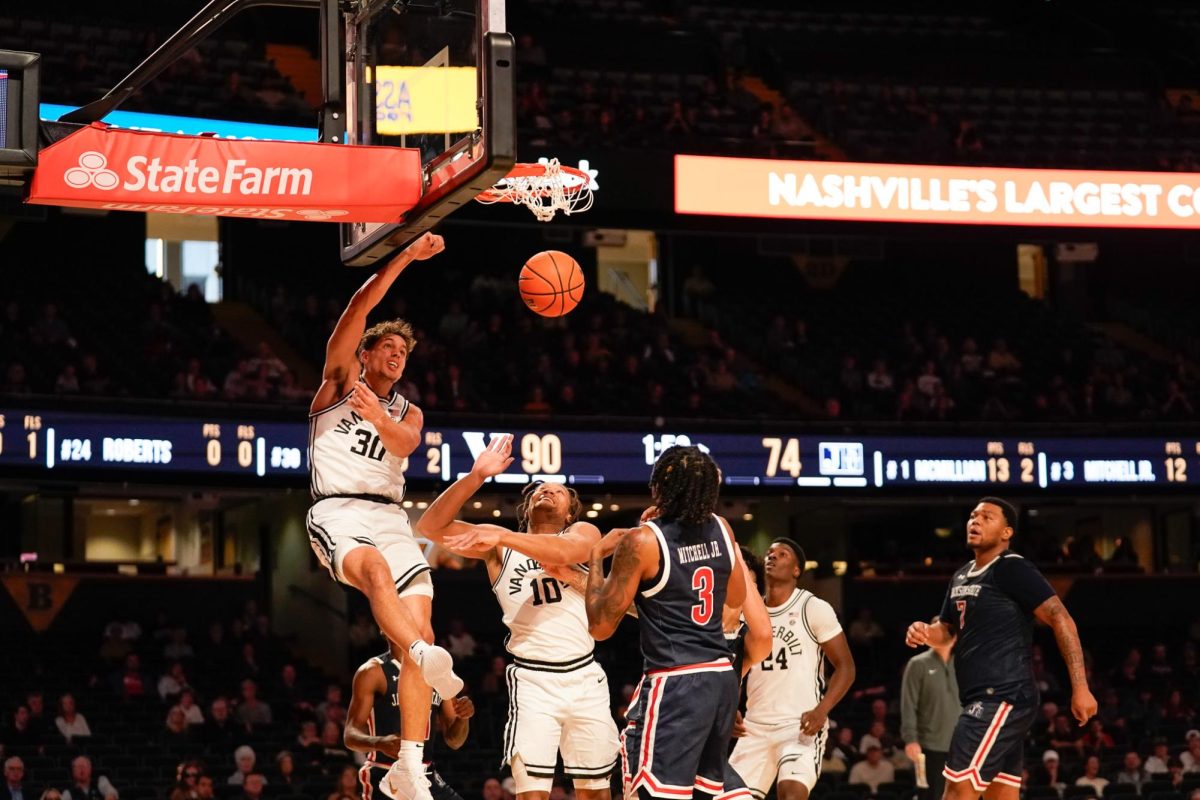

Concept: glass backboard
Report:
left=340, top=0, right=514, bottom=267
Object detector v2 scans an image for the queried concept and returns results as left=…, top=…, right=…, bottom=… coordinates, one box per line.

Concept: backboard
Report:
left=339, top=0, right=515, bottom=267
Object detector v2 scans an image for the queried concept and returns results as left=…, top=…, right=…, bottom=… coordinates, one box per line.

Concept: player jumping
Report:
left=307, top=232, right=462, bottom=800
left=905, top=497, right=1097, bottom=799
left=415, top=434, right=621, bottom=800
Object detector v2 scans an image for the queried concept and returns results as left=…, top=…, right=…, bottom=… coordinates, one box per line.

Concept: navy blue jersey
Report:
left=367, top=652, right=439, bottom=763
left=938, top=552, right=1055, bottom=707
left=634, top=515, right=737, bottom=671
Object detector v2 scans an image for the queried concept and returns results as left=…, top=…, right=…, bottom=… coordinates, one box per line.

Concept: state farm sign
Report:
left=29, top=123, right=422, bottom=223
left=675, top=155, right=1200, bottom=228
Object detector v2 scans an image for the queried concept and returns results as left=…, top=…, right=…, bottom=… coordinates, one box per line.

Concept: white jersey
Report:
left=309, top=390, right=410, bottom=503
left=744, top=588, right=843, bottom=726
left=491, top=543, right=594, bottom=664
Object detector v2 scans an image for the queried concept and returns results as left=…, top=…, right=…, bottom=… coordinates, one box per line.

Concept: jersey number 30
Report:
left=691, top=566, right=715, bottom=625
left=350, top=429, right=386, bottom=461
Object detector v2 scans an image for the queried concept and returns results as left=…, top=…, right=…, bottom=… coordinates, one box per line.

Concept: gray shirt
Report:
left=901, top=648, right=960, bottom=752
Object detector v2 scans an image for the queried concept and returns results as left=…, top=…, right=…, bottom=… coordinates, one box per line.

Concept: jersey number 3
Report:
left=691, top=566, right=715, bottom=625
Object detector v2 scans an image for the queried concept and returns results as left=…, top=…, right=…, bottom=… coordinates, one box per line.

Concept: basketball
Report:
left=519, top=250, right=585, bottom=317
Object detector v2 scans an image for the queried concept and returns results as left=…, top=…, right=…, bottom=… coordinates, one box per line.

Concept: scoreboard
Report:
left=0, top=408, right=1196, bottom=491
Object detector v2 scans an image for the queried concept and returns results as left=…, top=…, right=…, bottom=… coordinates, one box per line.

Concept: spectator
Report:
left=296, top=721, right=323, bottom=767
left=3, top=708, right=40, bottom=756
left=1115, top=751, right=1147, bottom=791
left=234, top=680, right=272, bottom=728
left=54, top=695, right=91, bottom=743
left=1031, top=750, right=1066, bottom=791
left=987, top=339, right=1022, bottom=376
left=315, top=686, right=346, bottom=727
left=1075, top=755, right=1109, bottom=796
left=858, top=720, right=890, bottom=754
left=202, top=697, right=239, bottom=748
left=444, top=620, right=477, bottom=660
left=271, top=753, right=298, bottom=792
left=1182, top=734, right=1200, bottom=772
left=1166, top=757, right=1186, bottom=789
left=274, top=664, right=313, bottom=724
left=227, top=748, right=258, bottom=787
left=316, top=721, right=352, bottom=775
left=481, top=778, right=502, bottom=800
left=1081, top=719, right=1115, bottom=756
left=847, top=608, right=885, bottom=648
left=158, top=662, right=190, bottom=702
left=113, top=653, right=149, bottom=701
left=171, top=690, right=204, bottom=727
left=163, top=628, right=195, bottom=662
left=24, top=694, right=47, bottom=740
left=247, top=342, right=285, bottom=379
left=1049, top=714, right=1082, bottom=754
left=168, top=762, right=203, bottom=800
left=55, top=366, right=80, bottom=395
left=61, top=757, right=117, bottom=800
left=831, top=726, right=860, bottom=766
left=236, top=774, right=265, bottom=800
left=326, top=766, right=357, bottom=800
left=1145, top=739, right=1171, bottom=774
left=31, top=304, right=73, bottom=348
left=848, top=745, right=895, bottom=793
left=2, top=757, right=29, bottom=800
left=164, top=707, right=190, bottom=741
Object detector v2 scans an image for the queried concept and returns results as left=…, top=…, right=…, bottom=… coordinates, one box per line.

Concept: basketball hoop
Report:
left=476, top=159, right=593, bottom=222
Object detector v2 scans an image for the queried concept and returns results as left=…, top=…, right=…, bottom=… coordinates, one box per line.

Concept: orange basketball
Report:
left=519, top=250, right=585, bottom=317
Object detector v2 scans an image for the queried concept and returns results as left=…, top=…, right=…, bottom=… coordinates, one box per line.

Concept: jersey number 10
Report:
left=530, top=577, right=563, bottom=606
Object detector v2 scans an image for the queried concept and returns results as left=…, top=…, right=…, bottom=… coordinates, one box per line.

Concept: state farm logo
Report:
left=61, top=153, right=313, bottom=197
left=65, top=152, right=120, bottom=191
left=295, top=209, right=348, bottom=220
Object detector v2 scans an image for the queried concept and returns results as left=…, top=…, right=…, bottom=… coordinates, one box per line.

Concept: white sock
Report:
left=399, top=740, right=424, bottom=771
left=408, top=640, right=429, bottom=663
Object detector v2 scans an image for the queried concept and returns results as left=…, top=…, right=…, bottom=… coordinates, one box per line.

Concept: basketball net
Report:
left=476, top=159, right=593, bottom=222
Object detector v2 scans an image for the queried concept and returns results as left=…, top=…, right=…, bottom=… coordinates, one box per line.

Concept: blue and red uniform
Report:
left=621, top=515, right=751, bottom=800
left=938, top=551, right=1055, bottom=791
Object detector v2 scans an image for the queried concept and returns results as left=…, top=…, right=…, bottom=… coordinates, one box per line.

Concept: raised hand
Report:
left=471, top=433, right=515, bottom=480
left=443, top=528, right=502, bottom=554
left=404, top=232, right=446, bottom=262
left=349, top=380, right=385, bottom=424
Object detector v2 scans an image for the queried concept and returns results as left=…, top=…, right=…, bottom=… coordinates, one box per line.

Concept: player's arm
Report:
left=343, top=662, right=401, bottom=758
left=435, top=695, right=474, bottom=750
left=738, top=572, right=772, bottom=672
left=1034, top=595, right=1097, bottom=725
left=907, top=579, right=959, bottom=648
left=585, top=526, right=657, bottom=640
left=313, top=233, right=444, bottom=410
left=543, top=563, right=640, bottom=619
left=414, top=434, right=515, bottom=545
left=801, top=605, right=857, bottom=736
left=454, top=521, right=601, bottom=566
left=350, top=389, right=424, bottom=460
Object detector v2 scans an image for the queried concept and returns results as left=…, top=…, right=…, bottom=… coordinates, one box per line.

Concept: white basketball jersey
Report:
left=309, top=390, right=409, bottom=503
left=491, top=543, right=594, bottom=663
left=744, top=588, right=843, bottom=726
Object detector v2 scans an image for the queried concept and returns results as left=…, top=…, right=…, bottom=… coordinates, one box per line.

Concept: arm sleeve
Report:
left=995, top=555, right=1055, bottom=614
left=899, top=658, right=921, bottom=743
left=805, top=597, right=844, bottom=643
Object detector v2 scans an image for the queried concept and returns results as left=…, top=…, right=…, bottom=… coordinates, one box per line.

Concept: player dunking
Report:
left=415, top=435, right=620, bottom=800
left=307, top=232, right=461, bottom=800
left=905, top=497, right=1097, bottom=799
left=585, top=445, right=769, bottom=800
left=728, top=539, right=856, bottom=800
left=345, top=645, right=474, bottom=800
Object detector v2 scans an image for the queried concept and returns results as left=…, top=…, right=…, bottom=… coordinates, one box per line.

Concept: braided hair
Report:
left=649, top=445, right=721, bottom=527
left=515, top=481, right=582, bottom=532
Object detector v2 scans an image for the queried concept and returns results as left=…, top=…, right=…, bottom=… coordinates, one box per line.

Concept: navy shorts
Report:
left=621, top=661, right=751, bottom=800
left=944, top=699, right=1037, bottom=791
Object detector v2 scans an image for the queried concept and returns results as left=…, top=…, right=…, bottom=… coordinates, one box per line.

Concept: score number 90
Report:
left=424, top=433, right=563, bottom=476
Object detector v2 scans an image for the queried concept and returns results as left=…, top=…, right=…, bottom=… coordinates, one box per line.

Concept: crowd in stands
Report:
left=3, top=589, right=1200, bottom=800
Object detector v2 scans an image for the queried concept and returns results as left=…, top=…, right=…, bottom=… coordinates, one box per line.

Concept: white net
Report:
left=476, top=158, right=594, bottom=222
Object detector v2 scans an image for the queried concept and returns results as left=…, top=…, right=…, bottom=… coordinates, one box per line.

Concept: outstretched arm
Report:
left=585, top=527, right=657, bottom=640
left=414, top=434, right=515, bottom=545
left=447, top=521, right=602, bottom=566
left=1035, top=595, right=1097, bottom=725
left=313, top=233, right=444, bottom=410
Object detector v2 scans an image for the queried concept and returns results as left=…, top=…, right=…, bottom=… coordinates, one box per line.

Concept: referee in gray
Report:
left=901, top=624, right=959, bottom=800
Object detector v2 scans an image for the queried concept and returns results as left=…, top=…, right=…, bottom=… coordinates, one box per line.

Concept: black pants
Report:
left=923, top=750, right=948, bottom=800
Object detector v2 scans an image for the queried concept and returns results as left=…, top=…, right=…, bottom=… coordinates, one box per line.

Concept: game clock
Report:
left=0, top=407, right=1196, bottom=492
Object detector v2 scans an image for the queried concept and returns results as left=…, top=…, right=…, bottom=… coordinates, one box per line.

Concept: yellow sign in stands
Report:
left=2, top=574, right=80, bottom=632
left=375, top=66, right=478, bottom=136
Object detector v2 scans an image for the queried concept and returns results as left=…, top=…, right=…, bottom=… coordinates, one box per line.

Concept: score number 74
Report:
left=762, top=437, right=802, bottom=478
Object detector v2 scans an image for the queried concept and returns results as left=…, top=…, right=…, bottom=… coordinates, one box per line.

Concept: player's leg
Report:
left=978, top=708, right=1030, bottom=800
left=940, top=702, right=994, bottom=800
left=727, top=720, right=779, bottom=800
left=776, top=725, right=825, bottom=800
left=506, top=667, right=564, bottom=800
left=623, top=673, right=711, bottom=800
left=695, top=670, right=750, bottom=800
left=560, top=662, right=619, bottom=800
left=385, top=584, right=437, bottom=798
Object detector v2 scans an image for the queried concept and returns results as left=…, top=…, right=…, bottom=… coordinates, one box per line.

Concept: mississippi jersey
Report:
left=744, top=589, right=842, bottom=726
left=634, top=514, right=736, bottom=671
left=938, top=551, right=1055, bottom=706
left=491, top=544, right=595, bottom=663
left=310, top=390, right=410, bottom=503
left=364, top=652, right=439, bottom=765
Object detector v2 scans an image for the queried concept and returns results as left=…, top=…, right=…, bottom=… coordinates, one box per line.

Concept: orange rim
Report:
left=477, top=162, right=591, bottom=203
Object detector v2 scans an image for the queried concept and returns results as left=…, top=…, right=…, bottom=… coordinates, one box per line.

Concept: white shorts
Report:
left=728, top=719, right=827, bottom=798
left=503, top=656, right=620, bottom=793
left=307, top=497, right=433, bottom=599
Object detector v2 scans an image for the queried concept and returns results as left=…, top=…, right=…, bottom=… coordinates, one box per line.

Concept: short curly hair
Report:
left=358, top=319, right=417, bottom=358
left=516, top=481, right=583, bottom=532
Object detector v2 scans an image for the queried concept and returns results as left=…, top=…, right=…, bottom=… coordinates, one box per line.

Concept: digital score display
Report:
left=0, top=408, right=1196, bottom=491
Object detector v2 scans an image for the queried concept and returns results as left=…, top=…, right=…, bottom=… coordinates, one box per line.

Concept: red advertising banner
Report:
left=29, top=123, right=423, bottom=223
left=675, top=155, right=1200, bottom=228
